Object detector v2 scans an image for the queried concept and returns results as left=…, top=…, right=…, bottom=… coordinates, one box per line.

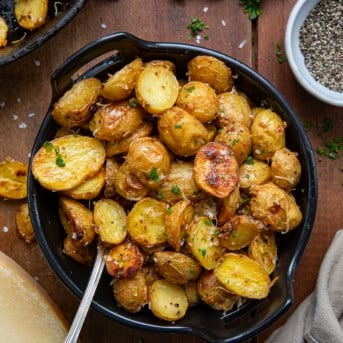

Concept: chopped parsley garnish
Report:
left=150, top=167, right=159, bottom=182
left=185, top=86, right=195, bottom=93
left=167, top=207, right=173, bottom=214
left=156, top=192, right=164, bottom=199
left=232, top=232, right=239, bottom=239
left=190, top=269, right=196, bottom=275
left=240, top=0, right=262, bottom=20
left=245, top=155, right=254, bottom=165
left=43, top=141, right=54, bottom=152
left=199, top=248, right=207, bottom=257
left=276, top=43, right=287, bottom=64
left=175, top=124, right=183, bottom=129
left=129, top=97, right=138, bottom=107
left=242, top=196, right=250, bottom=204
left=214, top=229, right=220, bottom=236
left=203, top=219, right=212, bottom=226
left=230, top=138, right=240, bottom=147
left=43, top=141, right=66, bottom=167
left=55, top=155, right=65, bottom=167
left=204, top=35, right=209, bottom=40
left=187, top=17, right=209, bottom=39
left=171, top=185, right=181, bottom=195
left=303, top=119, right=313, bottom=132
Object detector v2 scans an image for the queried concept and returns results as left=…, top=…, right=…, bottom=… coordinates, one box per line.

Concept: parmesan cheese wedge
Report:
left=0, top=250, right=68, bottom=342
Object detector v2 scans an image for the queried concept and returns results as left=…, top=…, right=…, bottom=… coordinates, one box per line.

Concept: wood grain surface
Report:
left=0, top=1, right=342, bottom=342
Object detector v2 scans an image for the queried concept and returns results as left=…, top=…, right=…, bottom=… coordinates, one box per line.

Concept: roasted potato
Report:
left=52, top=78, right=102, bottom=128
left=239, top=158, right=271, bottom=190
left=205, top=123, right=217, bottom=141
left=126, top=137, right=171, bottom=189
left=198, top=270, right=238, bottom=311
left=251, top=109, right=286, bottom=160
left=176, top=81, right=219, bottom=123
left=153, top=251, right=201, bottom=285
left=158, top=106, right=209, bottom=156
left=89, top=100, right=144, bottom=141
left=0, top=158, right=27, bottom=199
left=127, top=198, right=167, bottom=247
left=165, top=200, right=194, bottom=251
left=105, top=241, right=144, bottom=278
left=144, top=60, right=176, bottom=72
left=214, top=253, right=272, bottom=299
left=15, top=203, right=35, bottom=243
left=113, top=270, right=148, bottom=313
left=141, top=264, right=161, bottom=287
left=63, top=236, right=95, bottom=266
left=193, top=196, right=218, bottom=220
left=135, top=64, right=179, bottom=115
left=15, top=0, right=48, bottom=31
left=187, top=55, right=233, bottom=93
left=32, top=135, right=106, bottom=191
left=103, top=158, right=120, bottom=198
left=102, top=57, right=143, bottom=101
left=271, top=147, right=302, bottom=190
left=194, top=142, right=239, bottom=198
left=218, top=186, right=242, bottom=224
left=149, top=279, right=188, bottom=321
left=286, top=193, right=303, bottom=232
left=0, top=17, right=8, bottom=48
left=185, top=281, right=200, bottom=307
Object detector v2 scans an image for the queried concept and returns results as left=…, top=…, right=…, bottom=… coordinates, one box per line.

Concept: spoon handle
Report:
left=64, top=243, right=106, bottom=343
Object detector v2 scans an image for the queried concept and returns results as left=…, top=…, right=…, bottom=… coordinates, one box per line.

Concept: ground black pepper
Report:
left=299, top=0, right=343, bottom=93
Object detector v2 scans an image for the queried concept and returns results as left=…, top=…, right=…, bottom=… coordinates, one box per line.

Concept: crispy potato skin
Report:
left=185, top=282, right=200, bottom=307
left=103, top=158, right=119, bottom=198
left=239, top=158, right=271, bottom=190
left=0, top=17, right=8, bottom=48
left=63, top=236, right=95, bottom=266
left=218, top=186, right=242, bottom=224
left=15, top=203, right=35, bottom=243
left=194, top=142, right=239, bottom=198
left=15, top=0, right=48, bottom=31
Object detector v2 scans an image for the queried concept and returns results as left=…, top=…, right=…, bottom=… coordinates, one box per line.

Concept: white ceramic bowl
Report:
left=285, top=0, right=343, bottom=107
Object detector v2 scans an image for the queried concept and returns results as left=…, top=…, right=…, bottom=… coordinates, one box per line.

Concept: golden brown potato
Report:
left=105, top=241, right=144, bottom=278
left=239, top=158, right=271, bottom=190
left=105, top=121, right=153, bottom=157
left=54, top=127, right=75, bottom=138
left=103, top=158, right=120, bottom=198
left=127, top=198, right=167, bottom=247
left=215, top=121, right=251, bottom=165
left=126, top=137, right=171, bottom=189
left=15, top=0, right=48, bottom=31
left=205, top=123, right=217, bottom=141
left=218, top=186, right=242, bottom=224
left=217, top=91, right=252, bottom=128
left=153, top=251, right=201, bottom=285
left=136, top=65, right=179, bottom=115
left=251, top=109, right=286, bottom=160
left=194, top=142, right=239, bottom=198
left=145, top=60, right=176, bottom=72
left=63, top=236, right=95, bottom=266
left=113, top=270, right=148, bottom=313
left=32, top=135, right=106, bottom=192
left=271, top=147, right=302, bottom=190
left=187, top=55, right=233, bottom=93
left=286, top=193, right=303, bottom=232
left=89, top=101, right=144, bottom=141
left=176, top=81, right=219, bottom=123
left=0, top=158, right=27, bottom=199
left=52, top=78, right=102, bottom=128
left=185, top=282, right=200, bottom=307
left=15, top=203, right=35, bottom=243
left=198, top=270, right=238, bottom=311
left=0, top=17, right=8, bottom=48
left=141, top=264, right=161, bottom=287
left=158, top=106, right=209, bottom=156
left=149, top=279, right=188, bottom=322
left=214, top=253, right=272, bottom=299
left=248, top=232, right=277, bottom=275
left=93, top=199, right=127, bottom=244
left=165, top=200, right=194, bottom=251
left=102, top=57, right=143, bottom=101
left=186, top=217, right=222, bottom=270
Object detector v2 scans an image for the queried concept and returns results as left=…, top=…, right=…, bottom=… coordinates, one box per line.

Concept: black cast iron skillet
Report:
left=0, top=0, right=86, bottom=66
left=28, top=32, right=318, bottom=343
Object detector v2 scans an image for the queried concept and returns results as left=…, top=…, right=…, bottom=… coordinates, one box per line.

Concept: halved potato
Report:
left=32, top=135, right=106, bottom=191
left=103, top=157, right=120, bottom=198
left=0, top=17, right=8, bottom=48
left=149, top=279, right=188, bottom=321
left=194, top=142, right=239, bottom=198
left=185, top=281, right=200, bottom=307
left=15, top=0, right=48, bottom=31
left=218, top=186, right=242, bottom=224
left=239, top=158, right=271, bottom=190
left=63, top=236, right=95, bottom=266
left=15, top=203, right=35, bottom=243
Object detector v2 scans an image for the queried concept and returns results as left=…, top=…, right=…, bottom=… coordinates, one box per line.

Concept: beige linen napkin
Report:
left=267, top=230, right=343, bottom=343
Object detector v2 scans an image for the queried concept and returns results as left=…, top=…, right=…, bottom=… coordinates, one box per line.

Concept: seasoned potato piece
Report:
left=153, top=251, right=201, bottom=285
left=165, top=200, right=194, bottom=251
left=115, top=161, right=149, bottom=201
left=52, top=78, right=102, bottom=128
left=215, top=121, right=251, bottom=165
left=113, top=270, right=148, bottom=313
left=149, top=279, right=188, bottom=321
left=271, top=147, right=302, bottom=190
left=186, top=217, right=222, bottom=270
left=104, top=158, right=119, bottom=198
left=0, top=158, right=27, bottom=199
left=218, top=91, right=252, bottom=128
left=218, top=186, right=242, bottom=224
left=251, top=109, right=286, bottom=160
left=15, top=0, right=48, bottom=31
left=145, top=60, right=176, bottom=72
left=205, top=123, right=217, bottom=141
left=32, top=135, right=106, bottom=191
left=185, top=281, right=201, bottom=307
left=141, top=264, right=161, bottom=287
left=15, top=203, right=35, bottom=243
left=176, top=81, right=219, bottom=123
left=54, top=127, right=75, bottom=138
left=126, top=137, right=171, bottom=189
left=158, top=107, right=209, bottom=156
left=0, top=17, right=8, bottom=48
left=135, top=65, right=179, bottom=115
left=105, top=241, right=144, bottom=278
left=198, top=270, right=238, bottom=311
left=239, top=158, right=271, bottom=190
left=89, top=101, right=144, bottom=141
left=194, top=142, right=239, bottom=198
left=93, top=199, right=127, bottom=244
left=63, top=236, right=95, bottom=266
left=214, top=253, right=272, bottom=299
left=127, top=198, right=167, bottom=247
left=248, top=232, right=277, bottom=275
left=59, top=196, right=95, bottom=247
left=187, top=55, right=233, bottom=93
left=219, top=215, right=258, bottom=251
left=286, top=193, right=303, bottom=232
left=105, top=122, right=153, bottom=157
left=102, top=57, right=143, bottom=101
left=193, top=196, right=218, bottom=220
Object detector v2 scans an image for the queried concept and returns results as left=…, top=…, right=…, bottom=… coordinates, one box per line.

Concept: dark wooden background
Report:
left=0, top=1, right=342, bottom=342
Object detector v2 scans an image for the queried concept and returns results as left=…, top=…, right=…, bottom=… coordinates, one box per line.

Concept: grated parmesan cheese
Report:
left=238, top=40, right=247, bottom=49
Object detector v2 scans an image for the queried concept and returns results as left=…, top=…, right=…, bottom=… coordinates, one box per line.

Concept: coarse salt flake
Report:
left=0, top=101, right=5, bottom=108
left=34, top=59, right=41, bottom=67
left=18, top=122, right=27, bottom=129
left=13, top=114, right=18, bottom=120
left=28, top=112, right=35, bottom=118
left=28, top=152, right=31, bottom=158
left=238, top=40, right=247, bottom=49
left=33, top=276, right=39, bottom=281
left=17, top=98, right=21, bottom=103
left=196, top=35, right=201, bottom=44
left=203, top=6, right=208, bottom=13
left=221, top=20, right=226, bottom=27
left=3, top=226, right=9, bottom=233
left=100, top=23, right=107, bottom=29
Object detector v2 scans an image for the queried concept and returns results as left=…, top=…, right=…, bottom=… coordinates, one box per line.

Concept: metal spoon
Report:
left=64, top=242, right=106, bottom=343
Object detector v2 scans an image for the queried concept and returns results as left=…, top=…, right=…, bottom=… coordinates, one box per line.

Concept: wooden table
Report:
left=0, top=1, right=342, bottom=342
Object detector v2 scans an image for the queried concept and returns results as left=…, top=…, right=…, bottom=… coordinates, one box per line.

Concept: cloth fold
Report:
left=267, top=230, right=343, bottom=343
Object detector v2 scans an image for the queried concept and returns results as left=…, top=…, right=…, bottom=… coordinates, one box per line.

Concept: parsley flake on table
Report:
left=240, top=0, right=262, bottom=20
left=276, top=43, right=287, bottom=64
left=187, top=17, right=209, bottom=39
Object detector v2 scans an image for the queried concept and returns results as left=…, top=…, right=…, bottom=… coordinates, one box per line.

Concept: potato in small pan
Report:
left=0, top=17, right=8, bottom=48
left=103, top=157, right=120, bottom=198
left=144, top=60, right=176, bottom=72
left=239, top=158, right=271, bottom=191
left=218, top=186, right=242, bottom=225
left=184, top=282, right=200, bottom=307
left=15, top=0, right=48, bottom=31
left=63, top=236, right=95, bottom=266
